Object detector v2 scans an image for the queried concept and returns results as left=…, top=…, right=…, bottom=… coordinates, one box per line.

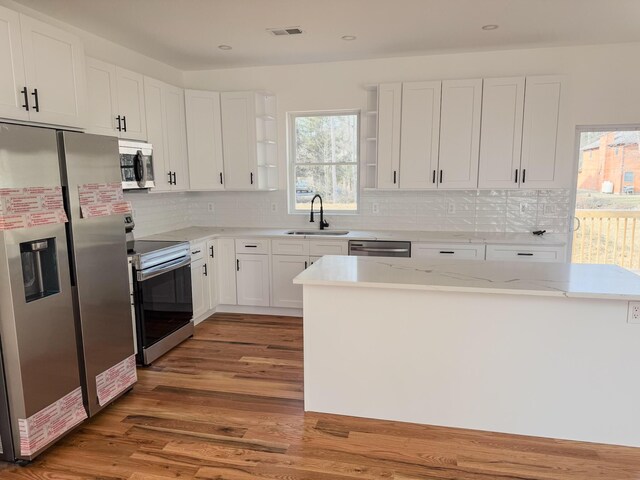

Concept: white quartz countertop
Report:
left=141, top=226, right=567, bottom=246
left=293, top=255, right=640, bottom=301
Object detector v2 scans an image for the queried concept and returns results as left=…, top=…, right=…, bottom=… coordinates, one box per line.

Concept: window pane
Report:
left=294, top=164, right=357, bottom=211
left=294, top=115, right=358, bottom=164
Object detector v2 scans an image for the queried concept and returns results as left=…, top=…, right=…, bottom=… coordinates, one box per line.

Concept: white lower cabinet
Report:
left=412, top=243, right=485, bottom=260
left=236, top=253, right=270, bottom=306
left=217, top=238, right=237, bottom=305
left=271, top=255, right=308, bottom=308
left=485, top=244, right=566, bottom=263
left=191, top=255, right=209, bottom=319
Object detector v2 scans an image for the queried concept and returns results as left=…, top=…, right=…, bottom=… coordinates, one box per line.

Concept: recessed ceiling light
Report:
left=341, top=35, right=357, bottom=41
left=218, top=44, right=232, bottom=50
left=481, top=24, right=499, bottom=31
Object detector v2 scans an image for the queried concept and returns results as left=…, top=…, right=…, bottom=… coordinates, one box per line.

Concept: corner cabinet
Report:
left=0, top=5, right=87, bottom=128
left=145, top=76, right=189, bottom=191
left=220, top=91, right=278, bottom=191
left=185, top=89, right=225, bottom=190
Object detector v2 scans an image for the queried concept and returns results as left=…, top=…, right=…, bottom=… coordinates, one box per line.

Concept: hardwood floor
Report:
left=2, top=312, right=640, bottom=479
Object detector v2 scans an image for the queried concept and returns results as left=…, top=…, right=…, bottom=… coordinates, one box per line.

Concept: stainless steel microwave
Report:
left=119, top=140, right=155, bottom=189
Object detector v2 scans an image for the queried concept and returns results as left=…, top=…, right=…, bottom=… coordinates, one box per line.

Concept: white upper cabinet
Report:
left=86, top=57, right=118, bottom=136
left=376, top=82, right=402, bottom=189
left=0, top=10, right=87, bottom=128
left=0, top=6, right=27, bottom=121
left=478, top=77, right=526, bottom=189
left=438, top=79, right=482, bottom=189
left=144, top=76, right=189, bottom=191
left=115, top=67, right=146, bottom=141
left=520, top=75, right=565, bottom=189
left=399, top=81, right=442, bottom=189
left=185, top=89, right=225, bottom=191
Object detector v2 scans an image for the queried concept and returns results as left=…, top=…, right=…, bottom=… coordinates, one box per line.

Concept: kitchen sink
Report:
left=286, top=230, right=350, bottom=236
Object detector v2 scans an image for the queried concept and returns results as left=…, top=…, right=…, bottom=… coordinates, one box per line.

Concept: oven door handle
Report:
left=137, top=256, right=191, bottom=282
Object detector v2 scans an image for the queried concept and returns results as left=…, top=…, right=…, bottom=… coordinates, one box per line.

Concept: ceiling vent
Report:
left=268, top=27, right=303, bottom=36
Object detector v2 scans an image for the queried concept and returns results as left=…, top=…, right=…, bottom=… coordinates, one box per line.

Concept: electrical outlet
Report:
left=372, top=203, right=379, bottom=214
left=207, top=202, right=215, bottom=213
left=447, top=201, right=456, bottom=215
left=519, top=203, right=527, bottom=214
left=544, top=204, right=555, bottom=216
left=628, top=302, right=640, bottom=324
left=271, top=202, right=278, bottom=213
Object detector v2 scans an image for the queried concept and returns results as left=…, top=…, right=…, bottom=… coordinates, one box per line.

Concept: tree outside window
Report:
left=289, top=113, right=359, bottom=212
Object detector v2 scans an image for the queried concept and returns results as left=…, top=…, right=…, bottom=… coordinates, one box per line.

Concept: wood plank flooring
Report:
left=2, top=312, right=640, bottom=479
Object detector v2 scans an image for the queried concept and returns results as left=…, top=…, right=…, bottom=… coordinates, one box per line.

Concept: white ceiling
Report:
left=12, top=0, right=640, bottom=70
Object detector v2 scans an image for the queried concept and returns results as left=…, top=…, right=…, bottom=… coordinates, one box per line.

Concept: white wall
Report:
left=0, top=0, right=184, bottom=85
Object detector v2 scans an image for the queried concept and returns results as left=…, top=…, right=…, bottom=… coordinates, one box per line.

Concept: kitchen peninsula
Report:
left=294, top=256, right=640, bottom=447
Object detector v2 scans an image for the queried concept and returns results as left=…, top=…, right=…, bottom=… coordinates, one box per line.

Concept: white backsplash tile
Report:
left=128, top=189, right=573, bottom=236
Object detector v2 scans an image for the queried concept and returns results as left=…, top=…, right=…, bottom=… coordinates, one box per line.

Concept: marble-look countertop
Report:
left=141, top=226, right=567, bottom=246
left=293, top=255, right=640, bottom=301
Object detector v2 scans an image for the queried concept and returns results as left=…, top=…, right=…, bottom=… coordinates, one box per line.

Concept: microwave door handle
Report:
left=136, top=256, right=191, bottom=282
left=134, top=150, right=147, bottom=187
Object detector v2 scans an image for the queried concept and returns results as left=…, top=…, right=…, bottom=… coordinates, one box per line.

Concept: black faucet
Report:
left=310, top=194, right=329, bottom=230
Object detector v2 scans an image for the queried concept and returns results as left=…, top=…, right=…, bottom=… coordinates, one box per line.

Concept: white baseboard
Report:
left=193, top=305, right=302, bottom=325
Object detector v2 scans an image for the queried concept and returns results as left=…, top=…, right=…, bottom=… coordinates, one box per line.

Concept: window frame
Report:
left=287, top=110, right=361, bottom=215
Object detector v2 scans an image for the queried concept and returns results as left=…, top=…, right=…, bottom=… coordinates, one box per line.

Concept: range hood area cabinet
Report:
left=373, top=75, right=568, bottom=190
left=86, top=58, right=147, bottom=141
left=0, top=5, right=87, bottom=128
left=185, top=90, right=278, bottom=192
left=144, top=76, right=189, bottom=191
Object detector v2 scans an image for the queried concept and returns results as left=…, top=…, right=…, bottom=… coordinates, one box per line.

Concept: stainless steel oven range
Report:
left=130, top=240, right=193, bottom=365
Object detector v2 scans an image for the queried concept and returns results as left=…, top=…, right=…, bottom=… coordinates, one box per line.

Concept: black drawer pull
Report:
left=439, top=251, right=455, bottom=254
left=236, top=259, right=240, bottom=271
left=192, top=249, right=201, bottom=254
left=244, top=245, right=258, bottom=248
left=210, top=246, right=214, bottom=258
left=517, top=252, right=534, bottom=256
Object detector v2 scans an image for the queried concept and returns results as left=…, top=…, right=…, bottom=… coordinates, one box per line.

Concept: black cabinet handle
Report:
left=517, top=252, right=534, bottom=256
left=116, top=115, right=122, bottom=131
left=209, top=246, right=214, bottom=258
left=522, top=169, right=526, bottom=184
left=236, top=259, right=240, bottom=271
left=245, top=245, right=258, bottom=248
left=393, top=170, right=397, bottom=184
left=432, top=170, right=436, bottom=184
left=439, top=251, right=455, bottom=254
left=191, top=249, right=201, bottom=254
left=21, top=87, right=29, bottom=111
left=122, top=115, right=127, bottom=132
left=219, top=172, right=223, bottom=184
left=172, top=172, right=177, bottom=185
left=304, top=261, right=308, bottom=269
left=514, top=169, right=519, bottom=183
left=31, top=88, right=39, bottom=112
left=203, top=264, right=208, bottom=276
left=250, top=172, right=254, bottom=185
left=167, top=171, right=173, bottom=185
left=439, top=170, right=443, bottom=183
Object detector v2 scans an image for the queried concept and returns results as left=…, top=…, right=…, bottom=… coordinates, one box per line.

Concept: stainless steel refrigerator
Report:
left=0, top=124, right=135, bottom=463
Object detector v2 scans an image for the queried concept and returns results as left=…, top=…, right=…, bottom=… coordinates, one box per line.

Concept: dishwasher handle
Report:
left=350, top=247, right=410, bottom=254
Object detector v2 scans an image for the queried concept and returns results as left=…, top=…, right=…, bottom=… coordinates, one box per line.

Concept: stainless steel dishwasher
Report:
left=348, top=240, right=411, bottom=257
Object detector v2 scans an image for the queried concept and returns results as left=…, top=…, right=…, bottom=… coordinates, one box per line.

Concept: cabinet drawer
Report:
left=235, top=238, right=271, bottom=255
left=485, top=244, right=565, bottom=263
left=271, top=239, right=309, bottom=256
left=190, top=241, right=206, bottom=261
left=413, top=243, right=485, bottom=260
left=309, top=240, right=348, bottom=256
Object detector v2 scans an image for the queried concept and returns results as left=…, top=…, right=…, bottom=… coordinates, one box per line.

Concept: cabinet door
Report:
left=376, top=83, right=401, bottom=189
left=185, top=89, right=225, bottom=191
left=20, top=14, right=87, bottom=128
left=221, top=92, right=257, bottom=190
left=144, top=77, right=171, bottom=191
left=86, top=57, right=119, bottom=137
left=217, top=238, right=237, bottom=305
left=438, top=79, right=482, bottom=189
left=520, top=76, right=564, bottom=189
left=478, top=77, right=525, bottom=189
left=165, top=85, right=189, bottom=190
left=399, top=81, right=441, bottom=189
left=191, top=257, right=207, bottom=319
left=236, top=254, right=270, bottom=306
left=0, top=6, right=27, bottom=121
left=116, top=66, right=146, bottom=141
left=271, top=255, right=307, bottom=308
left=206, top=239, right=218, bottom=310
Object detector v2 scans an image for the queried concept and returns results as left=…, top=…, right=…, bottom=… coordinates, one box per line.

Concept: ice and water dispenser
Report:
left=20, top=238, right=60, bottom=303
